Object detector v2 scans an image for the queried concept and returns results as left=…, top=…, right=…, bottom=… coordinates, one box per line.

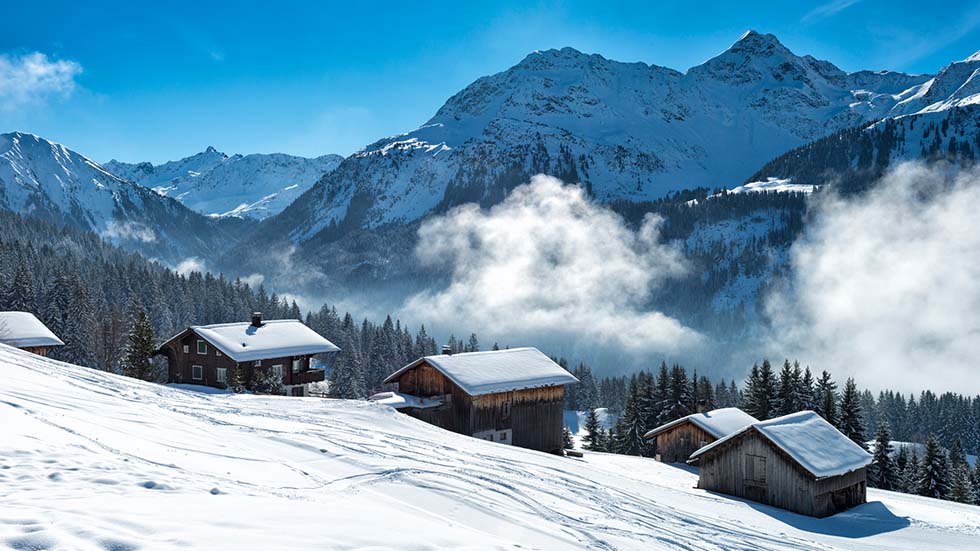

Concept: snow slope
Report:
left=106, top=149, right=342, bottom=220
left=2, top=345, right=978, bottom=550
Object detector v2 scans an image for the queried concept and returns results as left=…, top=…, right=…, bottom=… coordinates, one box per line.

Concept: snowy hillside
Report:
left=2, top=345, right=978, bottom=550
left=106, top=148, right=342, bottom=219
left=261, top=30, right=960, bottom=242
left=0, top=132, right=240, bottom=262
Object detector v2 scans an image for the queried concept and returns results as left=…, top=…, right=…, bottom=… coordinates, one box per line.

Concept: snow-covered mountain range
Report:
left=261, top=31, right=980, bottom=244
left=105, top=148, right=342, bottom=219
left=0, top=132, right=241, bottom=262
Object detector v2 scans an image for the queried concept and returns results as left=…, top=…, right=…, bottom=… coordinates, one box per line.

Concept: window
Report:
left=745, top=454, right=767, bottom=484
left=216, top=368, right=227, bottom=384
left=215, top=349, right=222, bottom=357
left=501, top=401, right=511, bottom=417
left=182, top=345, right=189, bottom=354
left=292, top=359, right=303, bottom=373
left=192, top=365, right=203, bottom=380
left=254, top=360, right=262, bottom=367
left=272, top=365, right=283, bottom=379
left=498, top=432, right=507, bottom=441
left=197, top=340, right=207, bottom=355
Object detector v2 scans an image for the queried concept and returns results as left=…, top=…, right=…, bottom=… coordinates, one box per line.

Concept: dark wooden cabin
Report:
left=375, top=347, right=578, bottom=454
left=643, top=407, right=758, bottom=463
left=0, top=311, right=65, bottom=357
left=155, top=313, right=339, bottom=396
left=689, top=410, right=872, bottom=518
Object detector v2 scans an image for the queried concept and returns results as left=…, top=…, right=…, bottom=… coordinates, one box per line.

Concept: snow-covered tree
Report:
left=120, top=301, right=156, bottom=382
left=948, top=463, right=975, bottom=504
left=916, top=434, right=949, bottom=499
left=837, top=378, right=867, bottom=449
left=815, top=370, right=838, bottom=425
left=583, top=408, right=605, bottom=451
left=328, top=331, right=366, bottom=399
left=562, top=426, right=573, bottom=450
left=869, top=423, right=897, bottom=490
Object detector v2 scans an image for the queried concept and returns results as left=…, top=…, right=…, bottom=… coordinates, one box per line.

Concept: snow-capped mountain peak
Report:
left=106, top=148, right=343, bottom=220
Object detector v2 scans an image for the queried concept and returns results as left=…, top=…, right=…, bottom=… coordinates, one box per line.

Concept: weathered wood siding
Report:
left=392, top=361, right=567, bottom=453
left=655, top=422, right=716, bottom=463
left=698, top=430, right=867, bottom=518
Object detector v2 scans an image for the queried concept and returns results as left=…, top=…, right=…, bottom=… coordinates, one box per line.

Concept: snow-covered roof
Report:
left=173, top=319, right=339, bottom=362
left=643, top=408, right=758, bottom=440
left=368, top=391, right=445, bottom=410
left=0, top=312, right=65, bottom=348
left=383, top=347, right=578, bottom=397
left=690, top=411, right=872, bottom=479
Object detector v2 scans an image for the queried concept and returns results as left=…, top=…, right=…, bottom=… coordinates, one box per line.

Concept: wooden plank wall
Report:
left=698, top=430, right=867, bottom=517
left=656, top=422, right=715, bottom=463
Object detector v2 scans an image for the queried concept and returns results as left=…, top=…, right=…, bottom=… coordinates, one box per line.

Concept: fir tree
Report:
left=903, top=448, right=921, bottom=494
left=743, top=360, right=776, bottom=420
left=815, top=370, right=838, bottom=425
left=869, top=423, right=897, bottom=490
left=583, top=408, right=605, bottom=452
left=121, top=302, right=156, bottom=382
left=948, top=438, right=967, bottom=469
left=328, top=331, right=366, bottom=399
left=837, top=378, right=867, bottom=449
left=613, top=376, right=647, bottom=456
left=562, top=426, right=574, bottom=450
left=948, top=463, right=975, bottom=504
left=916, top=434, right=949, bottom=499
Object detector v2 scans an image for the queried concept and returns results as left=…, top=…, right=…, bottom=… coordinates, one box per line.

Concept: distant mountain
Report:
left=256, top=31, right=941, bottom=246
left=105, top=149, right=342, bottom=220
left=0, top=132, right=241, bottom=262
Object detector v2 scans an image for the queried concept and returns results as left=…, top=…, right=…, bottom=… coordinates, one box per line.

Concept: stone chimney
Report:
left=251, top=312, right=263, bottom=327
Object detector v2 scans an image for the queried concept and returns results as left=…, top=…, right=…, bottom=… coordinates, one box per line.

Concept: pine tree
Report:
left=121, top=302, right=156, bottom=381
left=916, top=434, right=949, bottom=499
left=869, top=423, right=897, bottom=490
left=328, top=331, right=366, bottom=399
left=903, top=448, right=921, bottom=494
left=838, top=378, right=867, bottom=449
left=948, top=463, right=975, bottom=504
left=562, top=426, right=574, bottom=450
left=614, top=376, right=647, bottom=456
left=815, top=370, right=838, bottom=425
left=583, top=408, right=605, bottom=452
left=948, top=438, right=967, bottom=469
left=6, top=263, right=36, bottom=312
left=743, top=360, right=776, bottom=420
left=776, top=359, right=799, bottom=416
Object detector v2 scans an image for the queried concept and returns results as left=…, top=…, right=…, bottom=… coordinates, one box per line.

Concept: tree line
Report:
left=569, top=358, right=980, bottom=505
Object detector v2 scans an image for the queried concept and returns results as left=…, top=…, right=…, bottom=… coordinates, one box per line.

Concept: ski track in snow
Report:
left=1, top=345, right=978, bottom=550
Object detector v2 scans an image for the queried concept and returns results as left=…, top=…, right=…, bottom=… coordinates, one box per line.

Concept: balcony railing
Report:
left=292, top=369, right=325, bottom=385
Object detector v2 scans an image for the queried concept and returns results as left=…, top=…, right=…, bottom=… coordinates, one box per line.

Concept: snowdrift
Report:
left=1, top=345, right=977, bottom=550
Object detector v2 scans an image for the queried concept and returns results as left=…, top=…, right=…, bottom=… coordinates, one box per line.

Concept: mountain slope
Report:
left=0, top=132, right=242, bottom=262
left=106, top=149, right=343, bottom=220
left=2, top=345, right=978, bottom=550
left=260, top=31, right=938, bottom=245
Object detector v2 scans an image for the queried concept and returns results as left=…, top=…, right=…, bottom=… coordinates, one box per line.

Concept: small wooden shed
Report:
left=689, top=410, right=872, bottom=518
left=375, top=347, right=578, bottom=454
left=643, top=408, right=758, bottom=463
left=0, top=311, right=65, bottom=357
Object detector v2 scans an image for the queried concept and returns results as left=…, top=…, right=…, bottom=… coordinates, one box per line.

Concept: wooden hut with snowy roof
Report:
left=375, top=347, right=578, bottom=454
left=689, top=410, right=872, bottom=518
left=156, top=313, right=339, bottom=396
left=0, top=311, right=64, bottom=357
left=643, top=407, right=758, bottom=463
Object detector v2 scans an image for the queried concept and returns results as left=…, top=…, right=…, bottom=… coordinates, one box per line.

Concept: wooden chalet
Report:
left=643, top=408, right=758, bottom=463
left=0, top=311, right=64, bottom=357
left=374, top=347, right=578, bottom=454
left=689, top=410, right=872, bottom=518
left=155, top=313, right=339, bottom=396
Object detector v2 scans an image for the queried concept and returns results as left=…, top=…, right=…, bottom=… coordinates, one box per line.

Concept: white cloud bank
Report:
left=0, top=51, right=82, bottom=111
left=405, top=175, right=701, bottom=355
left=767, top=163, right=980, bottom=394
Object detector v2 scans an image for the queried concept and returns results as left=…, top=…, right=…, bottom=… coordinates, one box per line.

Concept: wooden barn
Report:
left=374, top=347, right=578, bottom=454
left=643, top=408, right=758, bottom=463
left=689, top=410, right=872, bottom=518
left=0, top=311, right=64, bottom=357
left=155, top=313, right=339, bottom=396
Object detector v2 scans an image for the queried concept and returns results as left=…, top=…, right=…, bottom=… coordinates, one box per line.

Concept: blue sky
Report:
left=2, top=0, right=980, bottom=163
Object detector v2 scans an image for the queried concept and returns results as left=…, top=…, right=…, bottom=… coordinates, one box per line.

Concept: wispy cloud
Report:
left=0, top=51, right=82, bottom=111
left=767, top=162, right=980, bottom=394
left=802, top=0, right=861, bottom=24
left=404, top=175, right=702, bottom=356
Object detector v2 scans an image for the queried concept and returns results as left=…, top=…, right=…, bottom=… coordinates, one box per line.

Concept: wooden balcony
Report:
left=292, top=369, right=325, bottom=385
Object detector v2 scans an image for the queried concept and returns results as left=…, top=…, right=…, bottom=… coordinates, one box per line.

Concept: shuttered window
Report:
left=192, top=365, right=203, bottom=380
left=745, top=454, right=767, bottom=483
left=216, top=368, right=227, bottom=384
left=197, top=340, right=207, bottom=355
